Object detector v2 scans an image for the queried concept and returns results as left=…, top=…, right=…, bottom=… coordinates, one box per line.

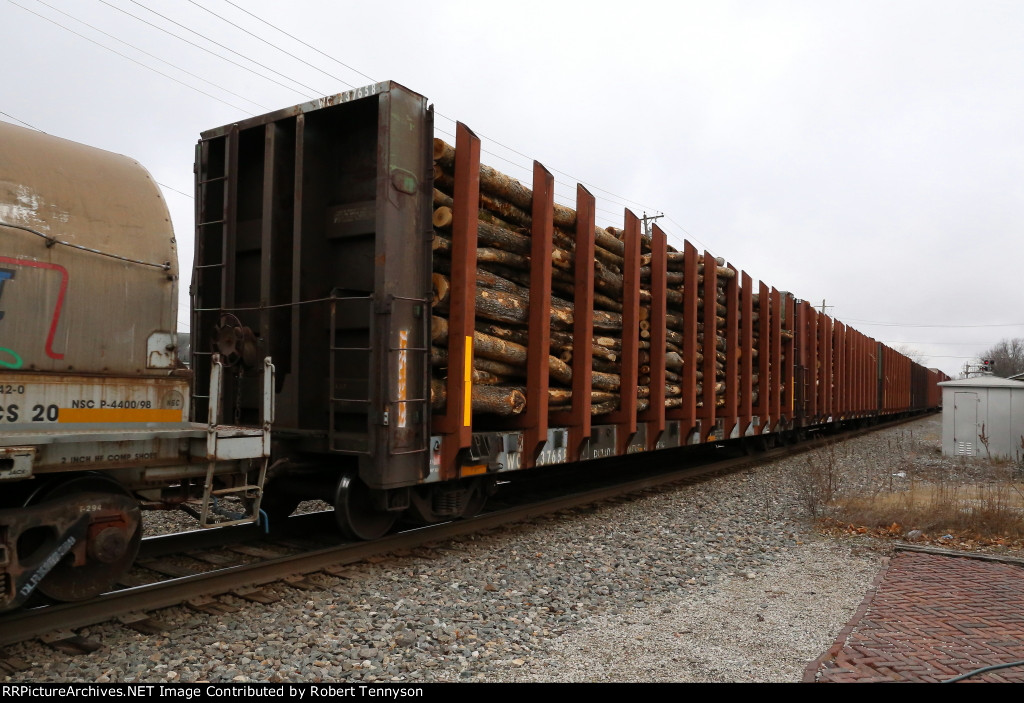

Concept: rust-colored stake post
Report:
left=668, top=240, right=699, bottom=442
left=857, top=332, right=864, bottom=415
left=607, top=210, right=641, bottom=454
left=722, top=264, right=739, bottom=438
left=781, top=293, right=795, bottom=424
left=807, top=304, right=818, bottom=422
left=436, top=123, right=480, bottom=480
left=519, top=162, right=555, bottom=467
left=738, top=271, right=753, bottom=435
left=821, top=315, right=832, bottom=419
left=755, top=281, right=770, bottom=432
left=550, top=185, right=595, bottom=460
left=700, top=252, right=718, bottom=441
left=768, top=287, right=782, bottom=430
left=638, top=224, right=667, bottom=449
left=834, top=322, right=845, bottom=419
left=852, top=332, right=860, bottom=415
left=859, top=333, right=866, bottom=416
left=849, top=330, right=858, bottom=416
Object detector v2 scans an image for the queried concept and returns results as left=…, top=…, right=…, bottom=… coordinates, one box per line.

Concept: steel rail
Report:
left=0, top=413, right=928, bottom=648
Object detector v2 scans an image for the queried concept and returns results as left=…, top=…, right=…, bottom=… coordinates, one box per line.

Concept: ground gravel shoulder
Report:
left=4, top=415, right=982, bottom=683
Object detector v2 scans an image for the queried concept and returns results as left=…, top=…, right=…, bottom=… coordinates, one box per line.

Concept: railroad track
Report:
left=0, top=414, right=927, bottom=653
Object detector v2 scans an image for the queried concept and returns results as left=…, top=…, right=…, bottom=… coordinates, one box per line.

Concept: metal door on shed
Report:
left=953, top=391, right=978, bottom=455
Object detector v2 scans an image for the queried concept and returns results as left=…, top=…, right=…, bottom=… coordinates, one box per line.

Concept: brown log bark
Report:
left=430, top=379, right=526, bottom=415
left=434, top=138, right=626, bottom=257
left=433, top=188, right=453, bottom=208
left=431, top=316, right=573, bottom=385
left=432, top=273, right=450, bottom=307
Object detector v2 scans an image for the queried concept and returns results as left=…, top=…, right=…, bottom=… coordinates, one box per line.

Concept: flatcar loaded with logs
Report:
left=190, top=81, right=948, bottom=541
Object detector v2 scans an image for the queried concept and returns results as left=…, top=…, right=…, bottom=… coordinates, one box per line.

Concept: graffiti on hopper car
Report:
left=0, top=256, right=69, bottom=363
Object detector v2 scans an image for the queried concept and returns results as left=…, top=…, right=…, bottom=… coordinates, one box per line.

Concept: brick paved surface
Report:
left=808, top=550, right=1024, bottom=683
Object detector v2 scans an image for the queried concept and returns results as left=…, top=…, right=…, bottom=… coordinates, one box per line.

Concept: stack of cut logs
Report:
left=430, top=138, right=738, bottom=418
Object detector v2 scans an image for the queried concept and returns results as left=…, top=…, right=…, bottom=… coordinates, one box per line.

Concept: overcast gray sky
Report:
left=3, top=0, right=1021, bottom=377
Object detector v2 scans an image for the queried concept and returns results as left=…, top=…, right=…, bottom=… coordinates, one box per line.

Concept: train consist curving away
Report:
left=0, top=81, right=948, bottom=611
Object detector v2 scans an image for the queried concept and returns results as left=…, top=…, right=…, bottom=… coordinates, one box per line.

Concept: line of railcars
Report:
left=189, top=81, right=950, bottom=542
left=0, top=81, right=950, bottom=611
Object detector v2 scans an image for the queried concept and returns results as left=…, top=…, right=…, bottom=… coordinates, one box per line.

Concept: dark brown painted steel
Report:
left=437, top=122, right=480, bottom=479
left=373, top=90, right=433, bottom=472
left=668, top=240, right=700, bottom=441
left=700, top=251, right=717, bottom=441
left=516, top=162, right=555, bottom=468
left=605, top=211, right=640, bottom=454
left=550, top=185, right=595, bottom=460
left=739, top=271, right=753, bottom=435
left=286, top=114, right=306, bottom=431
left=191, top=126, right=238, bottom=424
left=639, top=224, right=667, bottom=448
left=259, top=124, right=276, bottom=375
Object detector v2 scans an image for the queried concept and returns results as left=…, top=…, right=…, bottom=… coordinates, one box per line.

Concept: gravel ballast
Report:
left=4, top=414, right=1007, bottom=683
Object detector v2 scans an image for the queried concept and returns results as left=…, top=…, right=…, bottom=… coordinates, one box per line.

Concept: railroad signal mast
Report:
left=963, top=358, right=996, bottom=377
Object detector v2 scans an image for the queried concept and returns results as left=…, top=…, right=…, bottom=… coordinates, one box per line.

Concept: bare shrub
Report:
left=795, top=443, right=842, bottom=517
left=830, top=457, right=1024, bottom=540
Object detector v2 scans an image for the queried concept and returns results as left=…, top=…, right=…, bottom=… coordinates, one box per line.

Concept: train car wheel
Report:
left=333, top=475, right=397, bottom=541
left=23, top=475, right=141, bottom=603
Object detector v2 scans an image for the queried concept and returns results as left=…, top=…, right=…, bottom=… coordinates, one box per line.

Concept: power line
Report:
left=124, top=0, right=326, bottom=97
left=29, top=1, right=705, bottom=249
left=191, top=0, right=357, bottom=91
left=664, top=215, right=714, bottom=255
left=10, top=0, right=257, bottom=115
left=159, top=183, right=193, bottom=199
left=0, top=109, right=191, bottom=200
left=881, top=341, right=1008, bottom=346
left=186, top=3, right=677, bottom=232
left=32, top=0, right=273, bottom=112
left=844, top=319, right=1024, bottom=328
left=220, top=0, right=376, bottom=84
left=0, top=110, right=43, bottom=131
left=95, top=0, right=315, bottom=100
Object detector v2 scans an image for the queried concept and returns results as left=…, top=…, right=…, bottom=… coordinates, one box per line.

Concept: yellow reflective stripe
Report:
left=59, top=408, right=183, bottom=423
left=464, top=336, right=473, bottom=427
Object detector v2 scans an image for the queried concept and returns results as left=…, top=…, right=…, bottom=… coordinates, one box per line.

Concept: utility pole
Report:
left=817, top=299, right=833, bottom=315
left=641, top=211, right=663, bottom=237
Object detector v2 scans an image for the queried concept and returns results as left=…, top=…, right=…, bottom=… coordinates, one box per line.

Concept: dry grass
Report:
left=834, top=482, right=1024, bottom=539
left=797, top=424, right=1024, bottom=544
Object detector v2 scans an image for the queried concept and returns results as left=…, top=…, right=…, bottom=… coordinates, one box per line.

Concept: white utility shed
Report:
left=939, top=376, right=1024, bottom=459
